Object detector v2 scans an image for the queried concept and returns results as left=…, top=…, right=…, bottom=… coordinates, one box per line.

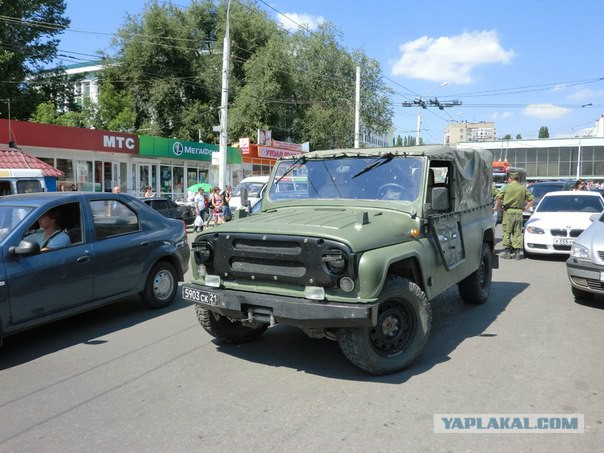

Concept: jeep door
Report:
left=426, top=163, right=466, bottom=286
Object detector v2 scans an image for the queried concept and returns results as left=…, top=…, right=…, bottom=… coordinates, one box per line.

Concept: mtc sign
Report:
left=0, top=119, right=139, bottom=154
left=103, top=135, right=136, bottom=151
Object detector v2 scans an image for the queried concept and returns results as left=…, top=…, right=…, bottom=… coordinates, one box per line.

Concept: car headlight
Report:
left=193, top=240, right=213, bottom=264
left=526, top=225, right=545, bottom=234
left=322, top=249, right=347, bottom=274
left=570, top=242, right=591, bottom=259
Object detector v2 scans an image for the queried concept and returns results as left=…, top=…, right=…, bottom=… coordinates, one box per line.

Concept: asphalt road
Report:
left=1, top=226, right=603, bottom=452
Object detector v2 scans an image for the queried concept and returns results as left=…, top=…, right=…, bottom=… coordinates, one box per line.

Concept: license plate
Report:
left=182, top=286, right=219, bottom=306
left=600, top=272, right=604, bottom=282
left=553, top=238, right=574, bottom=246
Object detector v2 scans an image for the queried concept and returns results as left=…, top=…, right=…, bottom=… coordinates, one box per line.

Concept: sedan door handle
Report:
left=77, top=255, right=91, bottom=263
left=140, top=241, right=150, bottom=247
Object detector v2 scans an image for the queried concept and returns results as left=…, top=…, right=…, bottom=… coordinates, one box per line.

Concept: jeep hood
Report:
left=212, top=206, right=420, bottom=252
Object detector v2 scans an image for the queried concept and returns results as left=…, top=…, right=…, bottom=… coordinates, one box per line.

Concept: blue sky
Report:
left=58, top=0, right=604, bottom=142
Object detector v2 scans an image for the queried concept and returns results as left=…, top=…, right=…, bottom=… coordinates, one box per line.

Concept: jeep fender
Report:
left=356, top=238, right=438, bottom=300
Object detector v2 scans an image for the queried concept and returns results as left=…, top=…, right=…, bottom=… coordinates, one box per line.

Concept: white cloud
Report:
left=523, top=104, right=569, bottom=120
left=277, top=12, right=325, bottom=32
left=567, top=88, right=604, bottom=102
left=391, top=30, right=515, bottom=84
left=492, top=111, right=513, bottom=119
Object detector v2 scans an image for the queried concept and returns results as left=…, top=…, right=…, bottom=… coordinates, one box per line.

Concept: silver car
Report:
left=566, top=211, right=604, bottom=299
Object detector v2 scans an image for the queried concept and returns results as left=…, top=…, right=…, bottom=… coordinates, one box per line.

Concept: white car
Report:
left=523, top=191, right=604, bottom=257
left=229, top=175, right=269, bottom=211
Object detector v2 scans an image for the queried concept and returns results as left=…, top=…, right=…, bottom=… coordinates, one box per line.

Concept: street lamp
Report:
left=416, top=81, right=448, bottom=145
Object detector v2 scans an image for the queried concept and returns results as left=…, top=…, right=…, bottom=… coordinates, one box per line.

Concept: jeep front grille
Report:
left=197, top=233, right=355, bottom=287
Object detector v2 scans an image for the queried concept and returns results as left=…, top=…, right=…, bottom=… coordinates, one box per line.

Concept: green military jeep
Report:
left=182, top=146, right=497, bottom=375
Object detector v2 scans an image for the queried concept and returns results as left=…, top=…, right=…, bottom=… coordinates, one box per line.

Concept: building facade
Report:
left=457, top=135, right=604, bottom=182
left=65, top=61, right=102, bottom=105
left=0, top=119, right=244, bottom=201
left=445, top=121, right=496, bottom=146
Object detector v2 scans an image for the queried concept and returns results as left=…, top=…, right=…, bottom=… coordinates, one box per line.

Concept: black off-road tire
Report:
left=195, top=305, right=268, bottom=344
left=458, top=242, right=492, bottom=304
left=142, top=262, right=178, bottom=308
left=571, top=286, right=593, bottom=300
left=336, top=276, right=432, bottom=375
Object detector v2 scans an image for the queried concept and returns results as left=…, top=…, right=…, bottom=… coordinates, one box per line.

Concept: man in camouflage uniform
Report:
left=493, top=173, right=534, bottom=259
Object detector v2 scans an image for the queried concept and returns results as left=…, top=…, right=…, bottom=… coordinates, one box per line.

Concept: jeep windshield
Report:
left=268, top=156, right=422, bottom=201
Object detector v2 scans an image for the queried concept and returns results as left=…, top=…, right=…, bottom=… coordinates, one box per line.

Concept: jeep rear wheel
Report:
left=336, top=276, right=432, bottom=375
left=458, top=242, right=492, bottom=304
left=195, top=305, right=268, bottom=344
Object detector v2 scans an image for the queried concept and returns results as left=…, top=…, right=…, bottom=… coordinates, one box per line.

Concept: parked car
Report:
left=523, top=180, right=576, bottom=222
left=229, top=176, right=270, bottom=211
left=523, top=191, right=604, bottom=257
left=0, top=192, right=190, bottom=345
left=566, top=211, right=604, bottom=299
left=140, top=196, right=195, bottom=225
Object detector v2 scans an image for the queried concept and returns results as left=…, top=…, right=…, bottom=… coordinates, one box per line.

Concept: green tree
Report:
left=46, top=0, right=393, bottom=148
left=0, top=0, right=70, bottom=119
left=538, top=126, right=549, bottom=138
left=107, top=0, right=277, bottom=140
left=402, top=135, right=418, bottom=146
left=502, top=134, right=512, bottom=140
left=516, top=134, right=522, bottom=139
left=232, top=22, right=392, bottom=150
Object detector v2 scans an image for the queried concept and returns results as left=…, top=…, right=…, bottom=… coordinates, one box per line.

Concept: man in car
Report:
left=26, top=207, right=71, bottom=251
left=494, top=173, right=534, bottom=260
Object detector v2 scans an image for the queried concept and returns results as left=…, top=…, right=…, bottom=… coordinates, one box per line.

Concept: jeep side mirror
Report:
left=241, top=187, right=249, bottom=207
left=233, top=209, right=248, bottom=220
left=431, top=187, right=450, bottom=211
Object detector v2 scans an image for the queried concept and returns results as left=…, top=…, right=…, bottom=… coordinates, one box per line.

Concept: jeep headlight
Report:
left=570, top=242, right=591, bottom=260
left=526, top=225, right=545, bottom=234
left=322, top=249, right=347, bottom=274
left=193, top=240, right=213, bottom=264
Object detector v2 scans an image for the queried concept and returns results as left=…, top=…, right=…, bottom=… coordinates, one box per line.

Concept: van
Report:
left=0, top=169, right=46, bottom=196
left=229, top=175, right=269, bottom=211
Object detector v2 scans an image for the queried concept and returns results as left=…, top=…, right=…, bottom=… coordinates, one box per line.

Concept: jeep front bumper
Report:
left=181, top=284, right=379, bottom=328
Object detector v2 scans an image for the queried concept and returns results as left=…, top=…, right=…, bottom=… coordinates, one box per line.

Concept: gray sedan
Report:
left=566, top=211, right=604, bottom=299
left=0, top=192, right=190, bottom=345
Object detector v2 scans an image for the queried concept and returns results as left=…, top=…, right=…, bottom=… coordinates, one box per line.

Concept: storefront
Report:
left=237, top=137, right=305, bottom=185
left=0, top=119, right=136, bottom=193
left=138, top=135, right=241, bottom=202
left=0, top=119, right=243, bottom=200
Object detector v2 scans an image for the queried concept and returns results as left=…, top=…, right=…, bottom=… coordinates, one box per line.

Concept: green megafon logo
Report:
left=172, top=142, right=184, bottom=156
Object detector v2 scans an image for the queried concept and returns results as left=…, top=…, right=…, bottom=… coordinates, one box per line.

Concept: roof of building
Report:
left=0, top=146, right=64, bottom=177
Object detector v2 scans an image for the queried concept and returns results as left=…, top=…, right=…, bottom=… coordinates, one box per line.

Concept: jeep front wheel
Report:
left=336, top=276, right=432, bottom=375
left=195, top=305, right=268, bottom=344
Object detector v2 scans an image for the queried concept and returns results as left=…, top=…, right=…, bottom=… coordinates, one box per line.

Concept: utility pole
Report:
left=354, top=66, right=361, bottom=149
left=218, top=0, right=232, bottom=190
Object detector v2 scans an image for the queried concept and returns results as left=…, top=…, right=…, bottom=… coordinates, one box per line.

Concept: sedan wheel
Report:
left=143, top=262, right=178, bottom=308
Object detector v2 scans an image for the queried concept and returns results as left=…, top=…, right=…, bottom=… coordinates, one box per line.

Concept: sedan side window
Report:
left=90, top=200, right=140, bottom=239
left=151, top=200, right=169, bottom=211
left=23, top=202, right=80, bottom=251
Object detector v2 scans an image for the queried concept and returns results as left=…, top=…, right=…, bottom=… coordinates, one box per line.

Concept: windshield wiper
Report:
left=352, top=152, right=394, bottom=179
left=274, top=155, right=307, bottom=186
